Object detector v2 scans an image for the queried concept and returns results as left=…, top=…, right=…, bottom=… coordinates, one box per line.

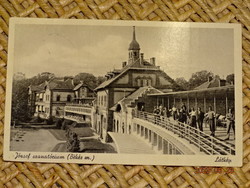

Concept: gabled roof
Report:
left=73, top=82, right=94, bottom=91
left=29, top=82, right=46, bottom=92
left=95, top=61, right=160, bottom=91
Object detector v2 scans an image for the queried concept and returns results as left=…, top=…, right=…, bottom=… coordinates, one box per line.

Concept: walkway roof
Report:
left=148, top=85, right=234, bottom=98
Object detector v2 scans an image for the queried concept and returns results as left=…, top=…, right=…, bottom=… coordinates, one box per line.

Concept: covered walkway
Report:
left=108, top=132, right=156, bottom=154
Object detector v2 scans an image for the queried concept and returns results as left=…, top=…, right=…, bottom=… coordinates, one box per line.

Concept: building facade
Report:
left=29, top=78, right=75, bottom=119
left=93, top=27, right=179, bottom=141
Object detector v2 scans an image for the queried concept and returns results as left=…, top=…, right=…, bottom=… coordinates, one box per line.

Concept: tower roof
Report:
left=128, top=26, right=140, bottom=50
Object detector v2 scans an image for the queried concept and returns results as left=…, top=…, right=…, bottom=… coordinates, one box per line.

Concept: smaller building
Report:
left=73, top=81, right=95, bottom=105
left=194, top=76, right=227, bottom=90
left=27, top=83, right=45, bottom=118
left=29, top=78, right=75, bottom=119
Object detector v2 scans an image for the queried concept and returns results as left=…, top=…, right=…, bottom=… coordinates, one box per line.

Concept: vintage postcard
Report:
left=4, top=18, right=242, bottom=166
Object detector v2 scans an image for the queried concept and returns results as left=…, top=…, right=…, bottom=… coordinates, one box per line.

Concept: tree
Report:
left=11, top=79, right=29, bottom=122
left=175, top=77, right=189, bottom=91
left=188, top=70, right=214, bottom=90
left=96, top=76, right=106, bottom=86
left=73, top=73, right=106, bottom=89
left=11, top=73, right=52, bottom=122
left=226, top=74, right=234, bottom=85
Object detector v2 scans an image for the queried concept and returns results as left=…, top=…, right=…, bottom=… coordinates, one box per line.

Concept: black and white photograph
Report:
left=4, top=18, right=242, bottom=166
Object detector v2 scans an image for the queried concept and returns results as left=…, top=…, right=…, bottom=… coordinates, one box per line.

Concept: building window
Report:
left=104, top=96, right=106, bottom=106
left=67, top=95, right=71, bottom=102
left=148, top=79, right=152, bottom=86
left=137, top=79, right=140, bottom=86
left=101, top=96, right=103, bottom=106
left=140, top=79, right=143, bottom=87
left=56, top=95, right=61, bottom=101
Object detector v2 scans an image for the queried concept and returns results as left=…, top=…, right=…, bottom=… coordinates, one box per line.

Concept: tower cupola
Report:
left=128, top=26, right=140, bottom=64
left=129, top=26, right=140, bottom=51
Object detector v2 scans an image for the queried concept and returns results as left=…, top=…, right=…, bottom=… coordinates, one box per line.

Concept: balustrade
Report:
left=64, top=105, right=92, bottom=115
left=134, top=111, right=235, bottom=155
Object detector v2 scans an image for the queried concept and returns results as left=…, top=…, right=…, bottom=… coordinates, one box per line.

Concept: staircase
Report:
left=126, top=86, right=162, bottom=107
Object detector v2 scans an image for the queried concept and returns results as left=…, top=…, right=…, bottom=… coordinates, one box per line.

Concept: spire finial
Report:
left=128, top=26, right=140, bottom=51
left=133, top=26, right=136, bottom=40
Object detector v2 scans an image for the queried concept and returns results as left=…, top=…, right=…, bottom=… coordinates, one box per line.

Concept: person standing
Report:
left=197, top=107, right=205, bottom=131
left=153, top=106, right=159, bottom=124
left=225, top=108, right=235, bottom=140
left=162, top=107, right=167, bottom=121
left=172, top=105, right=177, bottom=120
left=206, top=106, right=216, bottom=137
left=141, top=105, right=147, bottom=120
left=189, top=107, right=197, bottom=129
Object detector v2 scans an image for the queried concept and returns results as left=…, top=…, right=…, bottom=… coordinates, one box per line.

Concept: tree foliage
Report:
left=11, top=73, right=53, bottom=122
left=226, top=74, right=234, bottom=84
left=188, top=70, right=213, bottom=90
left=175, top=70, right=234, bottom=91
left=175, top=77, right=189, bottom=91
left=73, top=73, right=105, bottom=89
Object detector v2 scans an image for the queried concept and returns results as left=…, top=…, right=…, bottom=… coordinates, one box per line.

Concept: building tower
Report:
left=128, top=26, right=140, bottom=64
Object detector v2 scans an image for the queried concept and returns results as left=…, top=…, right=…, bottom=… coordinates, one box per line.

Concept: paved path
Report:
left=203, top=126, right=235, bottom=146
left=108, top=132, right=156, bottom=154
left=10, top=128, right=65, bottom=152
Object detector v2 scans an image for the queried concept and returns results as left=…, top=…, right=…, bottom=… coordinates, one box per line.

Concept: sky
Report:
left=12, top=22, right=235, bottom=80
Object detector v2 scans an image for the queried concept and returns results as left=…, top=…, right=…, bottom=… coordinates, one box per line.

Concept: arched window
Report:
left=67, top=95, right=71, bottom=102
left=56, top=95, right=61, bottom=101
left=115, top=104, right=122, bottom=113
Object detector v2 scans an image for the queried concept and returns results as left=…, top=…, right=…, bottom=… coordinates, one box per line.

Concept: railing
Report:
left=64, top=115, right=90, bottom=123
left=66, top=103, right=93, bottom=107
left=64, top=105, right=92, bottom=115
left=135, top=111, right=235, bottom=155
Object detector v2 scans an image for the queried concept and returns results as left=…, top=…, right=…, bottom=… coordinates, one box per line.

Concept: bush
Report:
left=61, top=119, right=73, bottom=130
left=46, top=117, right=54, bottom=125
left=29, top=116, right=44, bottom=123
left=55, top=118, right=63, bottom=129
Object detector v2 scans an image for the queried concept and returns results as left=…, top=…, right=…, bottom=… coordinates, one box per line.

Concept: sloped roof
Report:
left=95, top=66, right=130, bottom=90
left=110, top=86, right=163, bottom=111
left=47, top=78, right=74, bottom=90
left=194, top=77, right=225, bottom=90
left=29, top=82, right=46, bottom=92
left=74, top=82, right=94, bottom=91
left=95, top=61, right=161, bottom=91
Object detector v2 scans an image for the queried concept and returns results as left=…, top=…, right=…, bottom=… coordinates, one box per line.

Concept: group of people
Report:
left=150, top=104, right=235, bottom=139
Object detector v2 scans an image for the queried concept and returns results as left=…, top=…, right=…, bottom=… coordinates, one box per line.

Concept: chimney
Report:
left=140, top=53, right=144, bottom=64
left=219, top=79, right=226, bottom=87
left=150, top=57, right=156, bottom=65
left=122, top=61, right=127, bottom=68
left=208, top=76, right=213, bottom=82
